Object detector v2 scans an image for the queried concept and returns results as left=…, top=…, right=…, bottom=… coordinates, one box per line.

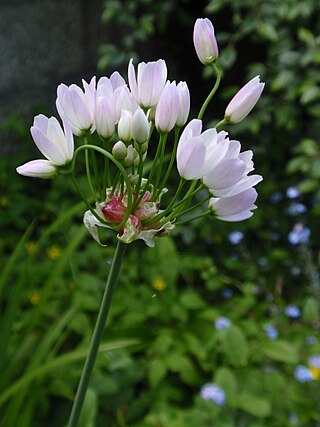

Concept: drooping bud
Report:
left=193, top=18, right=219, bottom=65
left=224, top=76, right=265, bottom=123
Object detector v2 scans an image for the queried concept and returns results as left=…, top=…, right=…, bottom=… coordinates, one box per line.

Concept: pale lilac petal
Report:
left=213, top=174, right=263, bottom=197
left=209, top=188, right=258, bottom=217
left=96, top=97, right=116, bottom=138
left=204, top=158, right=247, bottom=190
left=177, top=136, right=206, bottom=179
left=16, top=160, right=56, bottom=178
left=176, top=81, right=190, bottom=127
left=31, top=126, right=67, bottom=165
left=155, top=81, right=179, bottom=132
left=110, top=71, right=125, bottom=90
left=217, top=210, right=254, bottom=222
left=128, top=58, right=138, bottom=101
left=63, top=89, right=91, bottom=132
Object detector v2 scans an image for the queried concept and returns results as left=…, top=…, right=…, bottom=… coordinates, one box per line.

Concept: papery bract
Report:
left=128, top=58, right=167, bottom=108
left=56, top=77, right=96, bottom=135
left=193, top=18, right=219, bottom=65
left=225, top=76, right=265, bottom=123
left=155, top=81, right=179, bottom=133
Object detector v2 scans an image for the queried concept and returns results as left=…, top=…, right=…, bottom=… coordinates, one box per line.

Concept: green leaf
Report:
left=179, top=290, right=205, bottom=310
left=303, top=297, right=319, bottom=322
left=257, top=22, right=278, bottom=42
left=237, top=393, right=271, bottom=417
left=221, top=326, right=249, bottom=366
left=262, top=340, right=298, bottom=363
left=214, top=367, right=237, bottom=405
left=148, top=358, right=167, bottom=387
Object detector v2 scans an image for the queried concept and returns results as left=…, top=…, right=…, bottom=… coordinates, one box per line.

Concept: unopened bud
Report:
left=193, top=18, right=219, bottom=65
left=112, top=141, right=127, bottom=160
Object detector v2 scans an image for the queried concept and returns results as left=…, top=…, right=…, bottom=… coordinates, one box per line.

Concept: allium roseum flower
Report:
left=56, top=77, right=96, bottom=135
left=193, top=18, right=219, bottom=65
left=95, top=72, right=126, bottom=138
left=16, top=114, right=74, bottom=178
left=225, top=76, right=265, bottom=123
left=128, top=58, right=167, bottom=108
left=200, top=383, right=226, bottom=405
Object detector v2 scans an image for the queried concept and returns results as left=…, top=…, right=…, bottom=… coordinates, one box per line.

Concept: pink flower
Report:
left=128, top=59, right=167, bottom=108
left=176, top=82, right=190, bottom=127
left=56, top=77, right=96, bottom=135
left=225, top=76, right=265, bottom=123
left=16, top=114, right=74, bottom=179
left=193, top=18, right=219, bottom=65
left=176, top=119, right=218, bottom=180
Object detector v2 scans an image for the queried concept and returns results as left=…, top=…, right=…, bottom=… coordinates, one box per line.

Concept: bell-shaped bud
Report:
left=112, top=141, right=127, bottom=160
left=225, top=76, right=265, bottom=123
left=193, top=18, right=219, bottom=65
left=155, top=81, right=179, bottom=133
left=131, top=109, right=150, bottom=143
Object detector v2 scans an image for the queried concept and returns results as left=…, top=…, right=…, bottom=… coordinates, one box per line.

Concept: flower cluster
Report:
left=16, top=17, right=264, bottom=247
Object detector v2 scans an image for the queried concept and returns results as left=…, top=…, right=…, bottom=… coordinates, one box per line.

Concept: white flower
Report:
left=16, top=114, right=74, bottom=179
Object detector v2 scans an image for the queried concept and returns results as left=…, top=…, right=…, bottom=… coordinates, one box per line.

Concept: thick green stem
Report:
left=197, top=63, right=221, bottom=120
left=67, top=241, right=127, bottom=427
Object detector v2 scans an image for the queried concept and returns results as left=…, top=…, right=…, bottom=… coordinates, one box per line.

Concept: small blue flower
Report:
left=294, top=365, right=313, bottom=382
left=288, top=223, right=310, bottom=245
left=222, top=288, right=234, bottom=299
left=228, top=231, right=244, bottom=245
left=215, top=316, right=232, bottom=330
left=288, top=202, right=307, bottom=216
left=263, top=323, right=278, bottom=340
left=306, top=336, right=317, bottom=345
left=288, top=413, right=298, bottom=425
left=200, top=383, right=226, bottom=405
left=309, top=355, right=320, bottom=368
left=285, top=305, right=301, bottom=319
left=286, top=186, right=300, bottom=199
left=270, top=192, right=282, bottom=203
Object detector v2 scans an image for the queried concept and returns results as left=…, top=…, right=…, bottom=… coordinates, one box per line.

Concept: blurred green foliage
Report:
left=1, top=0, right=320, bottom=426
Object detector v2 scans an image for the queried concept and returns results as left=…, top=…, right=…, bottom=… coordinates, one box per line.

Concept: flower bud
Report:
left=123, top=145, right=136, bottom=167
left=155, top=81, right=179, bottom=133
left=118, top=110, right=132, bottom=142
left=131, top=109, right=150, bottom=143
left=176, top=82, right=190, bottom=127
left=225, top=76, right=265, bottom=123
left=193, top=18, right=219, bottom=65
left=95, top=97, right=116, bottom=138
left=112, top=141, right=127, bottom=160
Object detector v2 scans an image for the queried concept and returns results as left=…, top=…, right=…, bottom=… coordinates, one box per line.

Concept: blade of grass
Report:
left=0, top=339, right=141, bottom=407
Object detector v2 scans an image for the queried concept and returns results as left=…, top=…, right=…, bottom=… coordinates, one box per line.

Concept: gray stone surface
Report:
left=0, top=0, right=102, bottom=121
